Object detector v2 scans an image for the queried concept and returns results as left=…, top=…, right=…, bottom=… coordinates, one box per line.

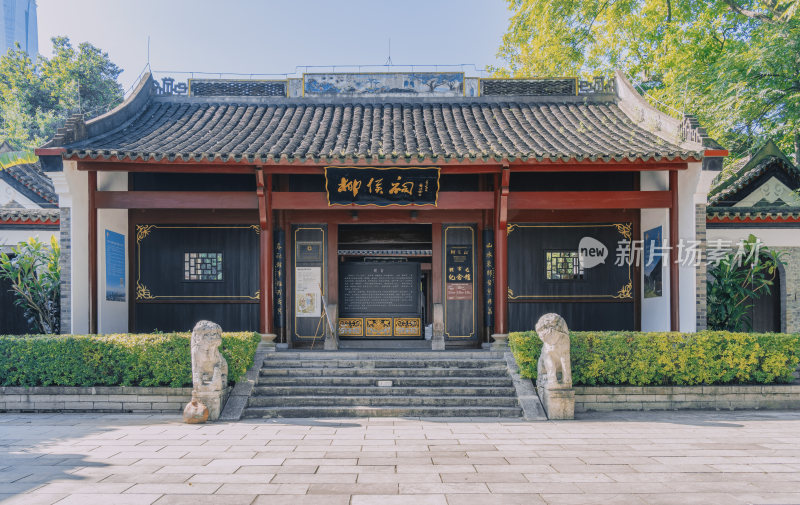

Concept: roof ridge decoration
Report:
left=708, top=140, right=800, bottom=206
left=0, top=207, right=60, bottom=224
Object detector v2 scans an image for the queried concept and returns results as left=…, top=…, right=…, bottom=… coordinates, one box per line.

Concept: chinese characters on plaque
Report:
left=325, top=167, right=440, bottom=206
left=446, top=245, right=474, bottom=301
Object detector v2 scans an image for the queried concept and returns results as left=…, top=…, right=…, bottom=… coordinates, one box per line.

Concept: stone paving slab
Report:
left=1, top=411, right=800, bottom=504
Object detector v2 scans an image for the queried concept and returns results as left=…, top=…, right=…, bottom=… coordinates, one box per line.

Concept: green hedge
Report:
left=509, top=330, right=800, bottom=386
left=0, top=332, right=260, bottom=388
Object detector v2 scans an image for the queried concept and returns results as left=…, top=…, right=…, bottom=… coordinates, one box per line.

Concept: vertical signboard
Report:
left=291, top=225, right=326, bottom=341
left=105, top=230, right=125, bottom=302
left=443, top=224, right=477, bottom=340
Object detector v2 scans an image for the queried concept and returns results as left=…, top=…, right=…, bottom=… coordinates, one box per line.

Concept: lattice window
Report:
left=184, top=252, right=223, bottom=281
left=545, top=251, right=584, bottom=280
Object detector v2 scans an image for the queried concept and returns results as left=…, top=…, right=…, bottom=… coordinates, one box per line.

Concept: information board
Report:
left=339, top=262, right=420, bottom=315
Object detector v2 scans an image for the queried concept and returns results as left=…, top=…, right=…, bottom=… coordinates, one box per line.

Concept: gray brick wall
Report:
left=775, top=247, right=800, bottom=333
left=695, top=204, right=707, bottom=330
left=0, top=386, right=193, bottom=413
left=575, top=384, right=800, bottom=412
left=59, top=207, right=71, bottom=334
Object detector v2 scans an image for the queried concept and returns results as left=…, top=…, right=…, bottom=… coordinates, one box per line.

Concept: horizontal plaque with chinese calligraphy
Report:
left=325, top=167, right=440, bottom=206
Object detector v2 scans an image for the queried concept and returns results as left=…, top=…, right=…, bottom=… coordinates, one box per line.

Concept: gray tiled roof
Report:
left=0, top=207, right=59, bottom=224
left=62, top=97, right=701, bottom=164
left=0, top=161, right=57, bottom=207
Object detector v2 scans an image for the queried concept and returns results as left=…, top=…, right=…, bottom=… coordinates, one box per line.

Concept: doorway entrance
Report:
left=336, top=224, right=431, bottom=340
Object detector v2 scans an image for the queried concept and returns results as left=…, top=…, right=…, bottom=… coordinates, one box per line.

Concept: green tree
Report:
left=0, top=37, right=123, bottom=151
left=494, top=0, right=800, bottom=160
left=0, top=237, right=61, bottom=334
left=707, top=234, right=783, bottom=331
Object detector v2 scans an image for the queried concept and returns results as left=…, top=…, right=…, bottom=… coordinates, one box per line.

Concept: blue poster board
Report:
left=643, top=226, right=662, bottom=298
left=105, top=230, right=126, bottom=302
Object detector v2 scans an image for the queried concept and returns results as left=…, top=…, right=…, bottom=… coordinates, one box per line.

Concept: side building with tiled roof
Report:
left=705, top=140, right=800, bottom=332
left=36, top=70, right=724, bottom=340
left=0, top=142, right=60, bottom=333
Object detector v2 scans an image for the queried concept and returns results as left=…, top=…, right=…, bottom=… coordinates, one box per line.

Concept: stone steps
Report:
left=243, top=350, right=523, bottom=418
left=242, top=405, right=524, bottom=419
left=254, top=386, right=516, bottom=397
left=256, top=376, right=514, bottom=387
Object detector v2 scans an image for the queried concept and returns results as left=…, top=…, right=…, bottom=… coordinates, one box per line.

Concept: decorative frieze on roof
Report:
left=302, top=72, right=470, bottom=97
left=0, top=207, right=60, bottom=224
left=190, top=79, right=287, bottom=97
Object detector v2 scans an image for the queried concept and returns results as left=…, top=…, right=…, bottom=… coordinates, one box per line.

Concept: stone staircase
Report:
left=242, top=350, right=523, bottom=418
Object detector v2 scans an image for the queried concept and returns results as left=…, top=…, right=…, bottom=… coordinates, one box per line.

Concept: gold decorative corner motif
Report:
left=613, top=223, right=632, bottom=240
left=613, top=281, right=633, bottom=299
left=250, top=225, right=261, bottom=234
left=136, top=282, right=153, bottom=300
left=506, top=224, right=518, bottom=235
left=507, top=287, right=516, bottom=300
left=254, top=290, right=260, bottom=300
left=136, top=224, right=155, bottom=243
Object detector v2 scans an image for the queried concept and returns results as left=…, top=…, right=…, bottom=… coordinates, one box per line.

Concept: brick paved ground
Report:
left=1, top=410, right=800, bottom=505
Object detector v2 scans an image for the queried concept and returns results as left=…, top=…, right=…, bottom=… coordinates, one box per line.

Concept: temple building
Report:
left=36, top=70, right=725, bottom=347
left=704, top=141, right=800, bottom=333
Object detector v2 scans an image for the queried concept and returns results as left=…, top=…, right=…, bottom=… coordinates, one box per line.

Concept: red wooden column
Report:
left=494, top=165, right=510, bottom=335
left=256, top=169, right=273, bottom=334
left=669, top=170, right=680, bottom=331
left=432, top=223, right=442, bottom=304
left=88, top=169, right=98, bottom=334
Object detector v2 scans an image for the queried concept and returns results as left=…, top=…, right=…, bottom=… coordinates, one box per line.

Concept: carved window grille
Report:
left=184, top=252, right=223, bottom=281
left=545, top=251, right=584, bottom=280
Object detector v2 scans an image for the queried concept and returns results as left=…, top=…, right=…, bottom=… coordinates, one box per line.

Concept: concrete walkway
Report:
left=1, top=411, right=800, bottom=505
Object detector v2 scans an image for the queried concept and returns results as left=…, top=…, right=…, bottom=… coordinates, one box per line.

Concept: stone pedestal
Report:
left=539, top=386, right=574, bottom=420
left=490, top=333, right=509, bottom=350
left=193, top=391, right=223, bottom=420
left=432, top=303, right=445, bottom=350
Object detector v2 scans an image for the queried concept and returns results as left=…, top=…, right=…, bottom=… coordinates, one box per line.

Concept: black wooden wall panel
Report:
left=133, top=225, right=259, bottom=332
left=136, top=304, right=259, bottom=333
left=509, top=302, right=634, bottom=331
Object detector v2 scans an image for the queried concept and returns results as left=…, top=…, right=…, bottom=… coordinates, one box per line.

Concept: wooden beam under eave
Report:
left=271, top=191, right=495, bottom=210
left=94, top=191, right=258, bottom=209
left=509, top=191, right=672, bottom=210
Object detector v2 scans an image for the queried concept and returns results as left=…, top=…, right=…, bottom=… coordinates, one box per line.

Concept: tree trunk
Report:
left=795, top=132, right=799, bottom=167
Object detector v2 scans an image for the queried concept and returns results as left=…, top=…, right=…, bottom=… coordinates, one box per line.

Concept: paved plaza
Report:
left=1, top=411, right=800, bottom=505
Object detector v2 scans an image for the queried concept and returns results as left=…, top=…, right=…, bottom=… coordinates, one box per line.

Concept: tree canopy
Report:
left=494, top=0, right=800, bottom=160
left=0, top=36, right=123, bottom=151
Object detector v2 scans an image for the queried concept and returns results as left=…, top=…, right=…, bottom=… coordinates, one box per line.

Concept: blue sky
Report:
left=37, top=0, right=512, bottom=92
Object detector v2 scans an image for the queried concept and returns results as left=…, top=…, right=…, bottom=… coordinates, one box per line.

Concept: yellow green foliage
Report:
left=0, top=332, right=260, bottom=387
left=509, top=330, right=800, bottom=386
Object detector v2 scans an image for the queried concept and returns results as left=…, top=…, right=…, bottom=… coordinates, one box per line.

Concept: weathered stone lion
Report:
left=191, top=320, right=228, bottom=394
left=535, top=313, right=572, bottom=389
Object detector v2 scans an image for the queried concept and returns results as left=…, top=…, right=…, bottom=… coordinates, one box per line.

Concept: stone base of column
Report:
left=490, top=333, right=509, bottom=350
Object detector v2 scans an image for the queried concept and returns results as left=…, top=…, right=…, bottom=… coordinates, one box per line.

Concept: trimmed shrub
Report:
left=509, top=330, right=800, bottom=386
left=0, top=331, right=260, bottom=388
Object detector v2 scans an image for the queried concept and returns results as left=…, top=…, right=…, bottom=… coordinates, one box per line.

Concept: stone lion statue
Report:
left=535, top=313, right=572, bottom=389
left=190, top=320, right=228, bottom=394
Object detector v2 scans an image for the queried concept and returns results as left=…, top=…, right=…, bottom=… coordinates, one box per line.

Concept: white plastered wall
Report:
left=0, top=179, right=40, bottom=208
left=640, top=162, right=701, bottom=332
left=53, top=160, right=89, bottom=334
left=640, top=171, right=669, bottom=331
left=97, top=172, right=128, bottom=334
left=0, top=228, right=57, bottom=251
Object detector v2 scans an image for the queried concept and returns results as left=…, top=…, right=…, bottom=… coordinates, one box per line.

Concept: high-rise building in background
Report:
left=1, top=0, right=37, bottom=59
